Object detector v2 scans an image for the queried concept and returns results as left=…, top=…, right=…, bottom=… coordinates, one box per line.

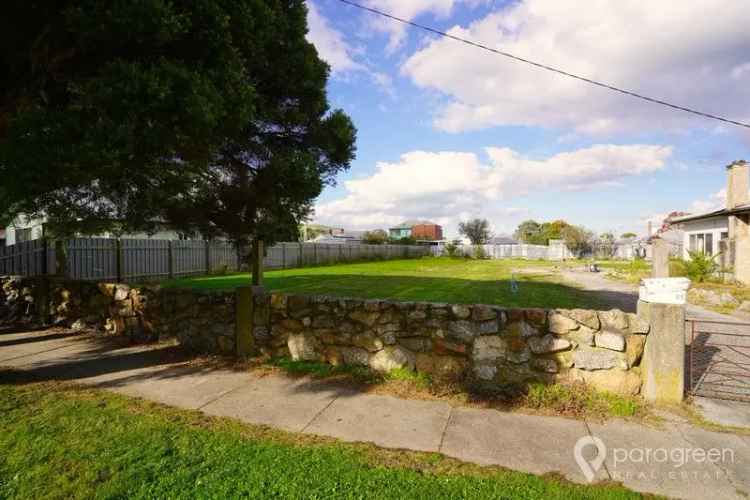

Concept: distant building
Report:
left=671, top=160, right=750, bottom=283
left=412, top=223, right=443, bottom=241
left=389, top=220, right=443, bottom=241
left=311, top=230, right=365, bottom=244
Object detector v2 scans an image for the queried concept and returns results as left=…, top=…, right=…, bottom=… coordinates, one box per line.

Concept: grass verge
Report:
left=264, top=358, right=643, bottom=421
left=0, top=380, right=646, bottom=499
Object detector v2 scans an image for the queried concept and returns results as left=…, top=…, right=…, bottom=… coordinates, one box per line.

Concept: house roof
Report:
left=670, top=203, right=750, bottom=224
left=489, top=236, right=518, bottom=245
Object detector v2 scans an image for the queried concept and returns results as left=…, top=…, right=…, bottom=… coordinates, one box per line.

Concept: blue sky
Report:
left=306, top=0, right=750, bottom=238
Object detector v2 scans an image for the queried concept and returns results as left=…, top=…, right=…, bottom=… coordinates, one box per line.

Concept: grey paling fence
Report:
left=0, top=239, right=430, bottom=281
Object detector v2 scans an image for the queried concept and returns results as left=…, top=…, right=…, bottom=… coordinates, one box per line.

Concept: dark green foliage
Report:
left=362, top=229, right=388, bottom=244
left=514, top=219, right=570, bottom=245
left=391, top=236, right=417, bottom=245
left=459, top=218, right=492, bottom=245
left=0, top=1, right=356, bottom=246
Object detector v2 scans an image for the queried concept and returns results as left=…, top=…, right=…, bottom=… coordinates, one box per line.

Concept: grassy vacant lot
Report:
left=164, top=257, right=605, bottom=309
left=0, top=381, right=644, bottom=499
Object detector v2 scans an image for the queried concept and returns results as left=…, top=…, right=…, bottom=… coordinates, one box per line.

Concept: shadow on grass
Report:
left=171, top=273, right=637, bottom=311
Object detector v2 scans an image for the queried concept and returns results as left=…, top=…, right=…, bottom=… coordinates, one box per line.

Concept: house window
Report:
left=15, top=228, right=33, bottom=243
left=721, top=232, right=729, bottom=240
left=688, top=232, right=718, bottom=255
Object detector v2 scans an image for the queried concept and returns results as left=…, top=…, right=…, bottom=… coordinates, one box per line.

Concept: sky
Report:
left=305, top=0, right=750, bottom=239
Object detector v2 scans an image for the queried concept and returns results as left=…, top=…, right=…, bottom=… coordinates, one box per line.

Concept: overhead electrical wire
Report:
left=336, top=0, right=750, bottom=130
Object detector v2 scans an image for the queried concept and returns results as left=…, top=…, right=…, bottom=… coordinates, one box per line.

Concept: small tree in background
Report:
left=459, top=218, right=492, bottom=245
left=514, top=220, right=541, bottom=243
left=621, top=232, right=637, bottom=240
left=362, top=229, right=388, bottom=245
left=597, top=232, right=616, bottom=258
left=561, top=225, right=594, bottom=257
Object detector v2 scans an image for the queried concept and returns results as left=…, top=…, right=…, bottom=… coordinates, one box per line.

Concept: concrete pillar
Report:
left=726, top=161, right=750, bottom=284
left=651, top=238, right=669, bottom=278
left=638, top=300, right=685, bottom=403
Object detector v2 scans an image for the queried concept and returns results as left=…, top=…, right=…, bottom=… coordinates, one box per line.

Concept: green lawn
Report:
left=163, top=257, right=604, bottom=309
left=0, top=381, right=645, bottom=499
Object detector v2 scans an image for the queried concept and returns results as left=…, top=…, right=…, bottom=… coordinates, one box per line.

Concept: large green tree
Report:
left=0, top=1, right=356, bottom=249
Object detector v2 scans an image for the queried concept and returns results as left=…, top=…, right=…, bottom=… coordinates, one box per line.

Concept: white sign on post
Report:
left=638, top=278, right=691, bottom=305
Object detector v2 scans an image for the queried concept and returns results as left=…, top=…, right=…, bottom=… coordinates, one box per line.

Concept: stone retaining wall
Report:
left=1, top=275, right=649, bottom=395
left=258, top=294, right=649, bottom=395
left=0, top=276, right=235, bottom=354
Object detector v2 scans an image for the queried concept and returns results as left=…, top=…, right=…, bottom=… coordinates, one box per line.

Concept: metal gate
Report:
left=686, top=319, right=750, bottom=402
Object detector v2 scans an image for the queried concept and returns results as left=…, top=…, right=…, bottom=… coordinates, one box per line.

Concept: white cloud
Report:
left=314, top=144, right=672, bottom=235
left=306, top=0, right=365, bottom=74
left=364, top=0, right=488, bottom=52
left=402, top=0, right=750, bottom=135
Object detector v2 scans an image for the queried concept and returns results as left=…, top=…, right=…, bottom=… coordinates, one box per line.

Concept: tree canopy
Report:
left=513, top=219, right=571, bottom=245
left=459, top=218, right=492, bottom=245
left=0, top=1, right=356, bottom=248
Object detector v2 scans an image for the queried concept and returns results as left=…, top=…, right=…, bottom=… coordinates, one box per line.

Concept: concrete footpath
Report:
left=1, top=328, right=749, bottom=500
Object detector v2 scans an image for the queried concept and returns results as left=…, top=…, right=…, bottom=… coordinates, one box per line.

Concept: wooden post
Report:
left=251, top=239, right=264, bottom=286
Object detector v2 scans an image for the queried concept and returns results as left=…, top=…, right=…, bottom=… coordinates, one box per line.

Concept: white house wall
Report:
left=680, top=216, right=728, bottom=259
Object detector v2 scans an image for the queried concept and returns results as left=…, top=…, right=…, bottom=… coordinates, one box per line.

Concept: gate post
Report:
left=638, top=277, right=690, bottom=403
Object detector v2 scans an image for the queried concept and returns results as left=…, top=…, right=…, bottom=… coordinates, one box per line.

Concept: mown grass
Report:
left=266, top=359, right=642, bottom=420
left=0, top=381, right=646, bottom=500
left=162, top=257, right=604, bottom=309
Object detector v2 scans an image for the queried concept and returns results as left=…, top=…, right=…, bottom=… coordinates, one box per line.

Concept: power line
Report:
left=336, top=0, right=750, bottom=130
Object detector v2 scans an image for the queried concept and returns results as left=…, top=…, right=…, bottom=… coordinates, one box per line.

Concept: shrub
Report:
left=443, top=241, right=460, bottom=258
left=472, top=244, right=488, bottom=260
left=669, top=258, right=688, bottom=277
left=685, top=251, right=719, bottom=282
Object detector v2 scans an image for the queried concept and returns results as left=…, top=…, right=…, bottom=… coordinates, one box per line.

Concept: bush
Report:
left=669, top=258, right=687, bottom=277
left=472, top=244, right=488, bottom=260
left=443, top=241, right=460, bottom=258
left=685, top=251, right=719, bottom=282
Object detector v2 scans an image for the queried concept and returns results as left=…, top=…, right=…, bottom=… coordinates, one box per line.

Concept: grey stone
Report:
left=473, top=364, right=497, bottom=381
left=472, top=336, right=507, bottom=363
left=114, top=284, right=131, bottom=302
left=398, top=337, right=433, bottom=352
left=548, top=312, right=579, bottom=334
left=477, top=319, right=500, bottom=334
left=451, top=304, right=471, bottom=319
left=562, top=309, right=600, bottom=330
left=287, top=333, right=319, bottom=361
left=472, top=305, right=496, bottom=321
left=504, top=321, right=538, bottom=338
left=572, top=349, right=618, bottom=370
left=447, top=320, right=477, bottom=343
left=531, top=358, right=559, bottom=373
left=340, top=347, right=370, bottom=366
left=352, top=333, right=384, bottom=352
left=594, top=330, right=626, bottom=351
left=599, top=309, right=629, bottom=332
left=626, top=313, right=650, bottom=334
left=369, top=346, right=415, bottom=372
left=527, top=334, right=571, bottom=354
left=567, top=325, right=595, bottom=347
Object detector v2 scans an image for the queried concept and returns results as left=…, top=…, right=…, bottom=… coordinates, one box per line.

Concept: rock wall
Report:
left=1, top=275, right=649, bottom=395
left=260, top=294, right=649, bottom=395
left=0, top=276, right=236, bottom=354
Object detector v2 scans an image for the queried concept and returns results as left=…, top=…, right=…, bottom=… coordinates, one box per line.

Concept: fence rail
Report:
left=0, top=239, right=430, bottom=282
